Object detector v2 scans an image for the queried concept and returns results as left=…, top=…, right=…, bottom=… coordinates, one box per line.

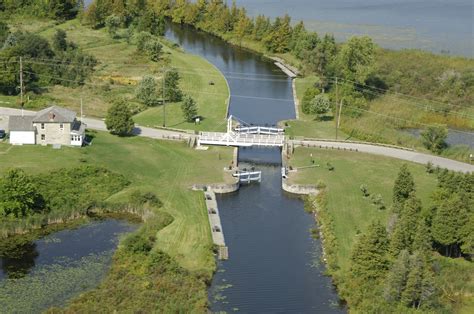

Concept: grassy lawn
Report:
left=6, top=18, right=229, bottom=132
left=287, top=147, right=438, bottom=271
left=283, top=76, right=349, bottom=140
left=0, top=133, right=233, bottom=273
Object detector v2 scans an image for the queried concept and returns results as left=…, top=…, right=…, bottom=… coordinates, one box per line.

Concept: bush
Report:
left=421, top=125, right=448, bottom=154
left=123, top=233, right=153, bottom=254
left=327, top=162, right=335, bottom=171
left=360, top=184, right=370, bottom=197
left=130, top=191, right=162, bottom=208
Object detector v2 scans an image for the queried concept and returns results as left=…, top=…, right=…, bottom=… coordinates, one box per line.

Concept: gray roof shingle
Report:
left=8, top=116, right=35, bottom=132
left=33, top=105, right=76, bottom=123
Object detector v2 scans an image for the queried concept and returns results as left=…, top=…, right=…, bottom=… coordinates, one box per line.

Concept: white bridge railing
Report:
left=234, top=126, right=284, bottom=135
left=199, top=132, right=285, bottom=147
left=233, top=170, right=262, bottom=183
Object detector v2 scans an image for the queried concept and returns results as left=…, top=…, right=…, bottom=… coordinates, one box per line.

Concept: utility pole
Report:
left=19, top=56, right=24, bottom=108
left=162, top=67, right=166, bottom=127
left=337, top=99, right=343, bottom=132
left=335, top=77, right=338, bottom=140
left=80, top=97, right=83, bottom=121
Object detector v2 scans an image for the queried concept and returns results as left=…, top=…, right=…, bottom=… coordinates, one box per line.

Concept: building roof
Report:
left=8, top=115, right=35, bottom=132
left=71, top=120, right=86, bottom=135
left=33, top=105, right=77, bottom=123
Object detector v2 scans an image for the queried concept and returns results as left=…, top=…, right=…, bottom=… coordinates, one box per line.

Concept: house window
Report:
left=41, top=134, right=45, bottom=141
left=60, top=123, right=64, bottom=130
left=41, top=123, right=45, bottom=130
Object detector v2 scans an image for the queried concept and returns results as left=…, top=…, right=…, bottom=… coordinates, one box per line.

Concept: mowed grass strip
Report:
left=0, top=134, right=233, bottom=273
left=287, top=147, right=438, bottom=270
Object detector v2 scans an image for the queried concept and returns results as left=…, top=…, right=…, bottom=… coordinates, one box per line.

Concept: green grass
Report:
left=287, top=147, right=438, bottom=271
left=5, top=18, right=229, bottom=132
left=283, top=76, right=349, bottom=140
left=0, top=133, right=233, bottom=273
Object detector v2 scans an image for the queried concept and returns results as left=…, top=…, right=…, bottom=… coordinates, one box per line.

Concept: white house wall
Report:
left=9, top=131, right=36, bottom=145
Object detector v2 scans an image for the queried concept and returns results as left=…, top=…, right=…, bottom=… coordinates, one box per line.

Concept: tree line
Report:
left=0, top=23, right=96, bottom=98
left=344, top=164, right=473, bottom=312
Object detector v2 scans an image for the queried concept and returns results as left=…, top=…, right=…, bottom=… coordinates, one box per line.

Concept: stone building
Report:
left=9, top=106, right=86, bottom=146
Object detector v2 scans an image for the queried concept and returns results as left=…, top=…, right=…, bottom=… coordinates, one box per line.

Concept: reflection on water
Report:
left=166, top=25, right=344, bottom=312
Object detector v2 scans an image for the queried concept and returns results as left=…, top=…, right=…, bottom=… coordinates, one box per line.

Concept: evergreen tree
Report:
left=384, top=249, right=410, bottom=303
left=432, top=193, right=468, bottom=257
left=163, top=69, right=182, bottom=102
left=392, top=164, right=416, bottom=213
left=401, top=251, right=424, bottom=308
left=389, top=194, right=422, bottom=257
left=181, top=95, right=198, bottom=122
left=253, top=14, right=270, bottom=41
left=52, top=29, right=68, bottom=51
left=105, top=99, right=135, bottom=136
left=412, top=218, right=432, bottom=253
left=350, top=220, right=390, bottom=282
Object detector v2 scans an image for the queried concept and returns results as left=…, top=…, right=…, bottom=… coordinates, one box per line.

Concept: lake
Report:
left=228, top=0, right=473, bottom=57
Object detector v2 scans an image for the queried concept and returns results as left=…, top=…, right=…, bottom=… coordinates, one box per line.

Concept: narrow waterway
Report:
left=0, top=219, right=138, bottom=312
left=166, top=24, right=343, bottom=313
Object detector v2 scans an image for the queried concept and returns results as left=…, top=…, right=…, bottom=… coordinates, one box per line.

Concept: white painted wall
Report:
left=9, top=131, right=36, bottom=145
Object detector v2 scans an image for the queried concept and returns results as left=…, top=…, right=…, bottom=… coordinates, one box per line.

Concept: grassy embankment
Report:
left=0, top=132, right=233, bottom=310
left=287, top=147, right=474, bottom=312
left=3, top=17, right=229, bottom=132
left=0, top=133, right=232, bottom=272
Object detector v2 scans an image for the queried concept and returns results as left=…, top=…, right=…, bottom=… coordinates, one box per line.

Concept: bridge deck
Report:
left=199, top=132, right=284, bottom=147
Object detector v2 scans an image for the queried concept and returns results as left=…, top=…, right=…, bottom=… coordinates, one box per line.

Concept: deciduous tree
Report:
left=105, top=99, right=135, bottom=136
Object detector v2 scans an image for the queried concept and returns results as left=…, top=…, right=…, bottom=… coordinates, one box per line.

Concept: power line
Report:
left=330, top=76, right=464, bottom=109
left=329, top=78, right=474, bottom=120
left=343, top=104, right=474, bottom=136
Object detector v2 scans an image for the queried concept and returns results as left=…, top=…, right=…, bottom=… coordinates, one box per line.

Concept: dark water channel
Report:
left=0, top=219, right=137, bottom=312
left=166, top=24, right=343, bottom=313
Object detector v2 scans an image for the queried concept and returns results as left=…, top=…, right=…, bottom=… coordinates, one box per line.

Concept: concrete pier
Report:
left=204, top=191, right=228, bottom=260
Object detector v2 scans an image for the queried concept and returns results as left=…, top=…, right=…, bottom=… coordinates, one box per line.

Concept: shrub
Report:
left=360, top=184, right=370, bottom=197
left=123, top=233, right=153, bottom=254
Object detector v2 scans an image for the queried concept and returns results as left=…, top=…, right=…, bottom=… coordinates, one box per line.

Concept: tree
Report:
left=350, top=220, right=390, bottom=282
left=234, top=8, right=252, bottom=43
left=163, top=69, right=182, bottom=102
left=392, top=164, right=415, bottom=212
left=431, top=193, right=468, bottom=257
left=145, top=39, right=163, bottom=62
left=0, top=21, right=10, bottom=47
left=0, top=169, right=45, bottom=218
left=336, top=36, right=375, bottom=83
left=135, top=31, right=153, bottom=53
left=401, top=251, right=437, bottom=309
left=309, top=93, right=330, bottom=119
left=181, top=95, right=198, bottom=122
left=389, top=194, right=422, bottom=257
left=136, top=76, right=158, bottom=107
left=137, top=11, right=165, bottom=36
left=263, top=15, right=292, bottom=53
left=52, top=29, right=68, bottom=51
left=421, top=125, right=448, bottom=154
left=301, top=86, right=320, bottom=114
left=105, top=99, right=135, bottom=136
left=105, top=15, right=121, bottom=39
left=384, top=249, right=410, bottom=303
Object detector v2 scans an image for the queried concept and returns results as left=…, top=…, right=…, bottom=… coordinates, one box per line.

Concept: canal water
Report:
left=166, top=24, right=343, bottom=313
left=0, top=219, right=138, bottom=312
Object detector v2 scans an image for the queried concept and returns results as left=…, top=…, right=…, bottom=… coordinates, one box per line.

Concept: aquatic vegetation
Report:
left=0, top=252, right=113, bottom=313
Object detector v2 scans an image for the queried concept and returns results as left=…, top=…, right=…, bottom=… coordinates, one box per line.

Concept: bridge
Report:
left=233, top=170, right=262, bottom=183
left=198, top=116, right=285, bottom=147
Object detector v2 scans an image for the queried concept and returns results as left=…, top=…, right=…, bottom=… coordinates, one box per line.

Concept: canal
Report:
left=166, top=24, right=343, bottom=313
